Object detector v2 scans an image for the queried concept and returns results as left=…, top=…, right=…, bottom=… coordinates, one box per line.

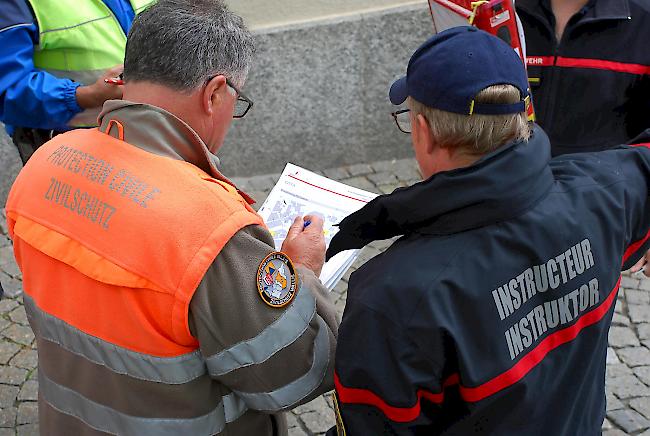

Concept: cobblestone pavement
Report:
left=2, top=158, right=650, bottom=435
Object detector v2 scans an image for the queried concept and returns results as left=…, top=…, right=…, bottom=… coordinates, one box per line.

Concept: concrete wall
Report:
left=227, top=0, right=424, bottom=29
left=0, top=2, right=433, bottom=203
left=220, top=2, right=433, bottom=176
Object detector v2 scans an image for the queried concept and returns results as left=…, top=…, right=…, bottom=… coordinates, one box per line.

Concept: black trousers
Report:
left=11, top=127, right=59, bottom=165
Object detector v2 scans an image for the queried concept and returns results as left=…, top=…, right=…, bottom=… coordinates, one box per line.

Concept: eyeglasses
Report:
left=391, top=109, right=411, bottom=134
left=226, top=78, right=254, bottom=119
left=205, top=75, right=254, bottom=119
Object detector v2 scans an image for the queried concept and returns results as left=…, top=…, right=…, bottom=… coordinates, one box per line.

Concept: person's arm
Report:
left=0, top=19, right=83, bottom=130
left=0, top=3, right=122, bottom=131
left=189, top=218, right=338, bottom=413
left=333, top=299, right=446, bottom=434
left=609, top=145, right=650, bottom=273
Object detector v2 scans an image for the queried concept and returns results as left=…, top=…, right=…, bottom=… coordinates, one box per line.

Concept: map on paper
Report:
left=258, top=163, right=378, bottom=290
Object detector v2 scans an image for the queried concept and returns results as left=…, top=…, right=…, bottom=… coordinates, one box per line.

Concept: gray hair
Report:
left=124, top=0, right=255, bottom=91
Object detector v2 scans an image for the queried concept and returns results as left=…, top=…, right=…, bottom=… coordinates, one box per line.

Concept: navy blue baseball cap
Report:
left=390, top=26, right=530, bottom=115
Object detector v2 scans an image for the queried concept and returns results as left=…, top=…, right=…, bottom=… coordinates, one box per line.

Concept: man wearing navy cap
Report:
left=326, top=26, right=650, bottom=435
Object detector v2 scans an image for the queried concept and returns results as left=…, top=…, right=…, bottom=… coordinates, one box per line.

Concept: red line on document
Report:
left=287, top=174, right=370, bottom=203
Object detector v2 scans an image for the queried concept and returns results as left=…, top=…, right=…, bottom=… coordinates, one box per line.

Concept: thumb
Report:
left=285, top=216, right=304, bottom=242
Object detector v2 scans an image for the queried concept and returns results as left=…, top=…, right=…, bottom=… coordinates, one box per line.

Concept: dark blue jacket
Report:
left=326, top=126, right=650, bottom=435
left=517, top=0, right=650, bottom=156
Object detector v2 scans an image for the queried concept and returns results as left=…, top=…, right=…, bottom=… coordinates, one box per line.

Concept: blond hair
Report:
left=409, top=84, right=531, bottom=155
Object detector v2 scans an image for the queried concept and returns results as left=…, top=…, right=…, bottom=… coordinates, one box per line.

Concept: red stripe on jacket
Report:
left=335, top=226, right=650, bottom=420
left=526, top=56, right=650, bottom=75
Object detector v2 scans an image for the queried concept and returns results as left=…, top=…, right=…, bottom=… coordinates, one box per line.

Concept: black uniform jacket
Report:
left=326, top=126, right=650, bottom=435
left=517, top=0, right=650, bottom=156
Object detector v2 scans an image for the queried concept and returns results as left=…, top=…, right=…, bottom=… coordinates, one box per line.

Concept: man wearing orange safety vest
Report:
left=5, top=1, right=339, bottom=434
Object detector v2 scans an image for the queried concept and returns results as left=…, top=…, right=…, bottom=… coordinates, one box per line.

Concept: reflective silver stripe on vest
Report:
left=206, top=286, right=317, bottom=377
left=40, top=371, right=240, bottom=436
left=24, top=295, right=207, bottom=385
left=223, top=392, right=248, bottom=423
left=233, top=317, right=330, bottom=411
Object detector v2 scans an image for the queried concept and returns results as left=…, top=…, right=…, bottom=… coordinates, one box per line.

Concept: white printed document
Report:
left=258, top=163, right=378, bottom=290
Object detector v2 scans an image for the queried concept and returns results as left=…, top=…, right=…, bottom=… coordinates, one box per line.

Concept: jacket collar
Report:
left=326, top=125, right=554, bottom=259
left=97, top=100, right=255, bottom=204
left=518, top=0, right=630, bottom=24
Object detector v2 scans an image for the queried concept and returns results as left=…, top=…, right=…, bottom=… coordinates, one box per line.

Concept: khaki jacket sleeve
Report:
left=188, top=224, right=339, bottom=412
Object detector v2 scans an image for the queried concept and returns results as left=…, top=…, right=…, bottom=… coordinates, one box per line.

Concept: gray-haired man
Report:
left=5, top=1, right=338, bottom=435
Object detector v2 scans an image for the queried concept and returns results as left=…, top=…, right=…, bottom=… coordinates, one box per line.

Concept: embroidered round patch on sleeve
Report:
left=257, top=252, right=298, bottom=308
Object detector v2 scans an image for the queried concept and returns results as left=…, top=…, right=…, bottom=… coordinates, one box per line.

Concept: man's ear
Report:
left=201, top=75, right=228, bottom=115
left=414, top=113, right=435, bottom=155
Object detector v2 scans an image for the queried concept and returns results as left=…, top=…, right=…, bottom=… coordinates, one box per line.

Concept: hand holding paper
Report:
left=281, top=215, right=326, bottom=276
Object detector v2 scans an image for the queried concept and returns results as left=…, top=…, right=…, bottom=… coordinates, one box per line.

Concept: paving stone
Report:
left=300, top=409, right=333, bottom=434
left=608, top=375, right=650, bottom=399
left=7, top=308, right=27, bottom=327
left=607, top=348, right=621, bottom=365
left=287, top=411, right=299, bottom=428
left=0, top=386, right=18, bottom=409
left=0, top=428, right=14, bottom=436
left=602, top=418, right=613, bottom=430
left=0, top=249, right=18, bottom=276
left=0, top=277, right=22, bottom=299
left=342, top=176, right=375, bottom=192
left=288, top=426, right=308, bottom=436
left=332, top=280, right=348, bottom=296
left=614, top=298, right=624, bottom=314
left=0, top=300, right=18, bottom=315
left=607, top=408, right=650, bottom=434
left=367, top=171, right=397, bottom=187
left=627, top=289, right=650, bottom=305
left=377, top=184, right=399, bottom=194
left=323, top=167, right=349, bottom=181
left=636, top=366, right=650, bottom=386
left=345, top=163, right=373, bottom=177
left=0, top=319, right=9, bottom=334
left=17, top=381, right=37, bottom=402
left=16, top=424, right=38, bottom=436
left=1, top=326, right=33, bottom=347
left=609, top=326, right=641, bottom=348
left=369, top=160, right=399, bottom=173
left=612, top=312, right=631, bottom=327
left=0, top=407, right=16, bottom=427
left=607, top=390, right=625, bottom=411
left=639, top=324, right=650, bottom=341
left=622, top=276, right=641, bottom=289
left=0, top=341, right=20, bottom=366
left=16, top=403, right=36, bottom=425
left=0, top=367, right=27, bottom=386
left=608, top=364, right=633, bottom=378
left=293, top=394, right=329, bottom=415
left=640, top=279, right=650, bottom=291
left=602, top=429, right=627, bottom=436
left=631, top=397, right=650, bottom=420
left=8, top=350, right=36, bottom=371
left=630, top=305, right=650, bottom=323
left=618, top=347, right=650, bottom=368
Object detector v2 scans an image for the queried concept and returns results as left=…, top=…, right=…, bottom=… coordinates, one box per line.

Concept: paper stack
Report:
left=257, top=163, right=378, bottom=291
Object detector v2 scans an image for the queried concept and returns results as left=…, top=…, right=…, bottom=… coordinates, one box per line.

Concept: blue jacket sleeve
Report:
left=0, top=23, right=82, bottom=132
left=334, top=300, right=446, bottom=434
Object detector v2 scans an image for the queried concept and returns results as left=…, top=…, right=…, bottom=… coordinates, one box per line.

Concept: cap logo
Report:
left=257, top=252, right=298, bottom=308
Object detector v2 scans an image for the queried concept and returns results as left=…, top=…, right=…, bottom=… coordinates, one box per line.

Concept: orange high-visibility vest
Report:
left=6, top=125, right=262, bottom=362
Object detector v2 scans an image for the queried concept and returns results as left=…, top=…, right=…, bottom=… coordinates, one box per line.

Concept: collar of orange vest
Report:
left=97, top=100, right=255, bottom=204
